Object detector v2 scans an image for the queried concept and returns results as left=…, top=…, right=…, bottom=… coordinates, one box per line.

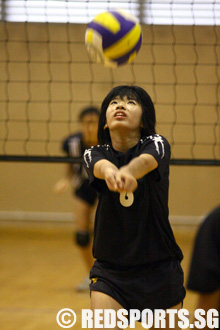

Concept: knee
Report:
left=75, top=231, right=90, bottom=247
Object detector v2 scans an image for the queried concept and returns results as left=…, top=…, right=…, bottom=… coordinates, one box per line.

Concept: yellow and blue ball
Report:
left=85, top=10, right=142, bottom=68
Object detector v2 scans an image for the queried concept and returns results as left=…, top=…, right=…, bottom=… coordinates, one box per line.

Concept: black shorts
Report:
left=90, top=259, right=186, bottom=312
left=74, top=179, right=97, bottom=206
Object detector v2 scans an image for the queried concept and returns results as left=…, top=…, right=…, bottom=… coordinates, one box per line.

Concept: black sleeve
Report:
left=83, top=145, right=108, bottom=192
left=62, top=133, right=82, bottom=155
left=140, top=135, right=170, bottom=180
left=187, top=206, right=220, bottom=293
left=62, top=138, right=69, bottom=154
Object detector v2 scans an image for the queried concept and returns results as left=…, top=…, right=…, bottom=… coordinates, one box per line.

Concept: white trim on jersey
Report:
left=69, top=136, right=81, bottom=157
left=148, top=134, right=165, bottom=159
left=84, top=148, right=92, bottom=168
left=67, top=135, right=87, bottom=188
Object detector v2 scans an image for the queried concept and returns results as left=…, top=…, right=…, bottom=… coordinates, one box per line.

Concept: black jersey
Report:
left=62, top=132, right=88, bottom=188
left=187, top=205, right=220, bottom=293
left=83, top=134, right=183, bottom=267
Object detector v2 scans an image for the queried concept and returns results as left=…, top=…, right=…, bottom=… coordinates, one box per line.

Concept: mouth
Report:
left=114, top=111, right=127, bottom=118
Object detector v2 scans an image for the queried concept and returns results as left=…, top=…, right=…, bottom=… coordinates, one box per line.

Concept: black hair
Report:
left=79, top=106, right=100, bottom=120
left=98, top=85, right=156, bottom=144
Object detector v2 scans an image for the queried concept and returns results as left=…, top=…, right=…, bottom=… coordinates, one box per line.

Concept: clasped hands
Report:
left=104, top=166, right=137, bottom=193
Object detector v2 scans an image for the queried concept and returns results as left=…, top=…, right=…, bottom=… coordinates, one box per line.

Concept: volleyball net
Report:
left=0, top=1, right=219, bottom=165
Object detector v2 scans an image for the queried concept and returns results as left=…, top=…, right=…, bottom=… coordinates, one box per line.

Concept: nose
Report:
left=116, top=101, right=126, bottom=110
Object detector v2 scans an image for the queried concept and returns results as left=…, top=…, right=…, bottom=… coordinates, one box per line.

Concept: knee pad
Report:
left=75, top=231, right=90, bottom=247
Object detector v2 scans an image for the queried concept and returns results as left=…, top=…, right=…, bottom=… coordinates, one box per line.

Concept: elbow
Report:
left=140, top=154, right=158, bottom=173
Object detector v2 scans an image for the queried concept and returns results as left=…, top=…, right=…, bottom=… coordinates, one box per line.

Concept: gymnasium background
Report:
left=0, top=1, right=220, bottom=329
left=0, top=4, right=220, bottom=221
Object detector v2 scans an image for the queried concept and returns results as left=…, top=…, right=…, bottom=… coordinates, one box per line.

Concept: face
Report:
left=81, top=113, right=99, bottom=145
left=105, top=96, right=143, bottom=133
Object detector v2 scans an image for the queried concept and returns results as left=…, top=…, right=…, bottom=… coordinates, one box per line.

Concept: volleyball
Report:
left=85, top=10, right=142, bottom=68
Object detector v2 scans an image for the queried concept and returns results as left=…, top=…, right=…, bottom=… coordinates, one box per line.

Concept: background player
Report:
left=187, top=205, right=220, bottom=322
left=83, top=85, right=185, bottom=329
left=54, top=106, right=99, bottom=291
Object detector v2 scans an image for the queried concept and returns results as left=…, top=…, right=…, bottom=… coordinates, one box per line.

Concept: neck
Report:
left=110, top=130, right=140, bottom=153
left=82, top=136, right=98, bottom=147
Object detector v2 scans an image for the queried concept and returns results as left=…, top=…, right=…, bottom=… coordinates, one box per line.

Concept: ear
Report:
left=104, top=123, right=108, bottom=129
left=140, top=122, right=143, bottom=128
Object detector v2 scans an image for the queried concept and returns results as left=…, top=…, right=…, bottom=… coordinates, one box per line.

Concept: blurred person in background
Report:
left=187, top=205, right=220, bottom=328
left=54, top=106, right=99, bottom=292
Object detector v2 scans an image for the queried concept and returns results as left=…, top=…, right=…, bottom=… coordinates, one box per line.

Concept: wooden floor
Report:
left=0, top=220, right=199, bottom=330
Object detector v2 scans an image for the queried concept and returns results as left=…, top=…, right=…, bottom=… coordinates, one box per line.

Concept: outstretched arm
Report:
left=94, top=154, right=158, bottom=193
left=115, top=154, right=158, bottom=192
left=94, top=159, right=119, bottom=191
left=119, top=154, right=158, bottom=179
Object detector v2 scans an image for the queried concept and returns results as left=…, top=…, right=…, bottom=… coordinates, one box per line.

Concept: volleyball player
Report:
left=187, top=205, right=220, bottom=319
left=83, top=85, right=186, bottom=329
left=54, top=106, right=99, bottom=291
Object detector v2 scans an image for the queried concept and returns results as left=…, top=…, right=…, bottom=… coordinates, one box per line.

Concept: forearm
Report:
left=66, top=163, right=74, bottom=179
left=122, top=154, right=158, bottom=179
left=54, top=163, right=73, bottom=193
left=93, top=155, right=157, bottom=193
left=93, top=159, right=118, bottom=180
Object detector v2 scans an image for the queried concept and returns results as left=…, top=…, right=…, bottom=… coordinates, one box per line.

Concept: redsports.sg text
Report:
left=56, top=308, right=219, bottom=328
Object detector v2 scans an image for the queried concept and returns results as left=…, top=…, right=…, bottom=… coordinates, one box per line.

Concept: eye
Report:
left=110, top=100, right=117, bottom=105
left=128, top=100, right=136, bottom=105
